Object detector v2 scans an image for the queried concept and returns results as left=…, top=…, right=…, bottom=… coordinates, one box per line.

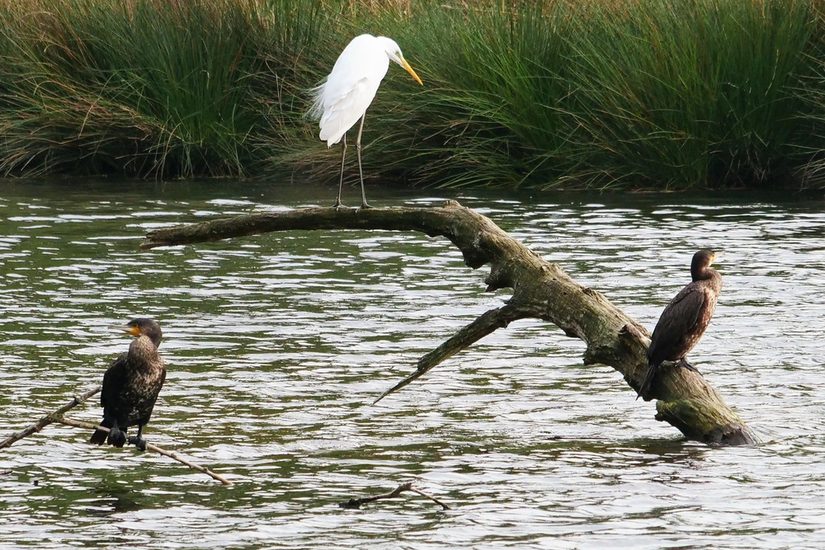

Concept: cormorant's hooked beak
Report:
left=109, top=324, right=143, bottom=337
left=399, top=56, right=423, bottom=86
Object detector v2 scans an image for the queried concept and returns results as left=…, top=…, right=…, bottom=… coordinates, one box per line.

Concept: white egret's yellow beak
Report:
left=400, top=56, right=423, bottom=86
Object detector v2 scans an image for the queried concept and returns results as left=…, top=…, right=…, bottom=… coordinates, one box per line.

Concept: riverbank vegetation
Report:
left=0, top=0, right=823, bottom=189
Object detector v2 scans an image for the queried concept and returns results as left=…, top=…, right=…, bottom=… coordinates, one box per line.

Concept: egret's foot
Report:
left=678, top=358, right=701, bottom=374
left=332, top=200, right=345, bottom=209
left=359, top=201, right=373, bottom=210
left=128, top=436, right=147, bottom=452
left=107, top=428, right=127, bottom=448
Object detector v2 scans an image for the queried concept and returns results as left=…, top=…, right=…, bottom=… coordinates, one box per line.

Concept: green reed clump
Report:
left=0, top=0, right=822, bottom=189
left=0, top=0, right=327, bottom=177
left=358, top=0, right=823, bottom=189
left=356, top=2, right=582, bottom=188
left=795, top=1, right=825, bottom=188
left=562, top=0, right=819, bottom=188
left=288, top=0, right=824, bottom=190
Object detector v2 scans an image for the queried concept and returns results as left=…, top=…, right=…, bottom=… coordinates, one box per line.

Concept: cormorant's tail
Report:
left=636, top=362, right=659, bottom=400
left=90, top=418, right=112, bottom=445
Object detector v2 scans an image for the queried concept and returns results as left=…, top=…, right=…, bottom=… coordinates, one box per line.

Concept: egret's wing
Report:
left=311, top=35, right=390, bottom=145
left=318, top=77, right=381, bottom=145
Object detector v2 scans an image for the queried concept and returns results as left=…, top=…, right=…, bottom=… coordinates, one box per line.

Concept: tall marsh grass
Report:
left=0, top=0, right=822, bottom=189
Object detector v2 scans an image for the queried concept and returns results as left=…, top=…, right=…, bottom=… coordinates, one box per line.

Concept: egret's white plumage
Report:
left=309, top=34, right=423, bottom=207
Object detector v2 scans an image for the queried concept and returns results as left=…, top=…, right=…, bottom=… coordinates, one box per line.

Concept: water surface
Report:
left=1, top=180, right=824, bottom=548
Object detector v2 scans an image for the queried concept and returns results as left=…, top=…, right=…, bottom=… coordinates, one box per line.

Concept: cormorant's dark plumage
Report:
left=90, top=318, right=165, bottom=450
left=637, top=250, right=722, bottom=400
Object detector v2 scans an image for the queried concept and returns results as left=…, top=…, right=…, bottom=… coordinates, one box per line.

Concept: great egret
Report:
left=310, top=34, right=423, bottom=208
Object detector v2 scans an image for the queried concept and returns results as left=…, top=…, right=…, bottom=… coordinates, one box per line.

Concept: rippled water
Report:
left=1, top=180, right=824, bottom=548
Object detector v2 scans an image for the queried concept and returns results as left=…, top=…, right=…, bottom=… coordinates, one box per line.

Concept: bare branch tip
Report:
left=339, top=482, right=448, bottom=510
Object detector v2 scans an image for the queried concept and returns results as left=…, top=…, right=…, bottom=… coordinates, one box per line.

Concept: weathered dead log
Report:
left=141, top=201, right=754, bottom=445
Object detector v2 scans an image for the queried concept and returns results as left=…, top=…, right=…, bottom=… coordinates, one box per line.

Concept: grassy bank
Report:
left=0, top=0, right=823, bottom=190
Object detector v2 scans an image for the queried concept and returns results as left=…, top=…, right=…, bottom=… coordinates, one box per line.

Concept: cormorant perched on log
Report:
left=637, top=250, right=722, bottom=400
left=90, top=318, right=165, bottom=451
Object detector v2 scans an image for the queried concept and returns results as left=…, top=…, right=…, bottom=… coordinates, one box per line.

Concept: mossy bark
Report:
left=142, top=201, right=754, bottom=445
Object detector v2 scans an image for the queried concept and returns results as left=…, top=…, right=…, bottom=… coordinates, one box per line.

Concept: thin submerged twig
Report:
left=340, top=481, right=449, bottom=510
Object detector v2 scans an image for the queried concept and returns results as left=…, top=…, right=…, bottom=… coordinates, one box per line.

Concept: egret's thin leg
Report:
left=355, top=114, right=371, bottom=209
left=334, top=134, right=347, bottom=208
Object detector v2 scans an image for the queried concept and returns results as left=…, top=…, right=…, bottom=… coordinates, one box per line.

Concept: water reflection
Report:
left=1, top=180, right=824, bottom=548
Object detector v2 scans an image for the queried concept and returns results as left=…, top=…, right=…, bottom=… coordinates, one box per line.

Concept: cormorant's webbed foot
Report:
left=128, top=436, right=147, bottom=451
left=678, top=358, right=701, bottom=374
left=107, top=427, right=127, bottom=448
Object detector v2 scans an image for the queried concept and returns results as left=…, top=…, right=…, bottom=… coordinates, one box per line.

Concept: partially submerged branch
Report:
left=340, top=481, right=450, bottom=510
left=1, top=387, right=231, bottom=485
left=0, top=386, right=101, bottom=449
left=141, top=202, right=754, bottom=445
left=56, top=417, right=232, bottom=486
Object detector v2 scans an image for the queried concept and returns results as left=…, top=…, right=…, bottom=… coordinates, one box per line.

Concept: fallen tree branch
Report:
left=1, top=388, right=231, bottom=485
left=0, top=386, right=101, bottom=449
left=141, top=202, right=755, bottom=445
left=56, top=416, right=232, bottom=486
left=339, top=481, right=450, bottom=510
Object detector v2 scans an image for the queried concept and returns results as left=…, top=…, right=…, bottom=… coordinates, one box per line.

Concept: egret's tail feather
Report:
left=306, top=82, right=326, bottom=121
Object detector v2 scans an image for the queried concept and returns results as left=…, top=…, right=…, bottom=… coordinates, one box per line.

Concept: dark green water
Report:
left=1, top=180, right=824, bottom=548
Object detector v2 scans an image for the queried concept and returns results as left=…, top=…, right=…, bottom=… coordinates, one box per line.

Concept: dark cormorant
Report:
left=637, top=250, right=722, bottom=400
left=90, top=318, right=166, bottom=451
